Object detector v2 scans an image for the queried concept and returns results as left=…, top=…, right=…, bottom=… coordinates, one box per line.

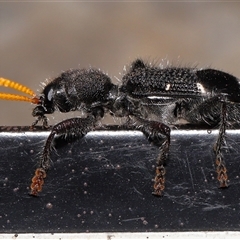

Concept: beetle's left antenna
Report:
left=0, top=77, right=40, bottom=104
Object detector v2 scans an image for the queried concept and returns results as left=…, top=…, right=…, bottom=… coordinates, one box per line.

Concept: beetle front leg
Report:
left=132, top=117, right=171, bottom=196
left=30, top=108, right=103, bottom=196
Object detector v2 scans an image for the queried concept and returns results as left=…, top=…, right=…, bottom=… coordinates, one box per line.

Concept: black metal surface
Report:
left=0, top=126, right=240, bottom=233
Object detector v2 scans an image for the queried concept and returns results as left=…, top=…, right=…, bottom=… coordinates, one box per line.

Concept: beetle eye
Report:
left=47, top=88, right=54, bottom=101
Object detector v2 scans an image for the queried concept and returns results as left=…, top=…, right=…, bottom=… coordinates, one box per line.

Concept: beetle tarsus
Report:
left=214, top=102, right=229, bottom=188
left=30, top=168, right=47, bottom=196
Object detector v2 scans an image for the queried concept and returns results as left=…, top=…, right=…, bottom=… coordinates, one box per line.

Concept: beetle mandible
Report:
left=1, top=59, right=240, bottom=196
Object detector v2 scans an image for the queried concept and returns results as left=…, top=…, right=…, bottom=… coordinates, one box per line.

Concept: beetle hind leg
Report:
left=214, top=102, right=228, bottom=188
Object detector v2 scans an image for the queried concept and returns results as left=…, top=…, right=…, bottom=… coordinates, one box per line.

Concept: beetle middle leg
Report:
left=132, top=117, right=171, bottom=196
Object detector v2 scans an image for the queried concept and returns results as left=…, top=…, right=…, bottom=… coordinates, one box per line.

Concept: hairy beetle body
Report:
left=121, top=61, right=240, bottom=127
left=29, top=59, right=240, bottom=196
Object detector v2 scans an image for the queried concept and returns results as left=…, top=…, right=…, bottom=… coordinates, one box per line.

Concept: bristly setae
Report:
left=1, top=59, right=240, bottom=196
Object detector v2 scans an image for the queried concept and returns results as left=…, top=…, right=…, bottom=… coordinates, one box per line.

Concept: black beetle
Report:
left=1, top=59, right=239, bottom=196
left=27, top=59, right=240, bottom=196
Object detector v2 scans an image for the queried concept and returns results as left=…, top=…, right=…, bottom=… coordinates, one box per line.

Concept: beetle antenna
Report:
left=0, top=77, right=40, bottom=104
left=0, top=93, right=39, bottom=104
left=0, top=77, right=36, bottom=96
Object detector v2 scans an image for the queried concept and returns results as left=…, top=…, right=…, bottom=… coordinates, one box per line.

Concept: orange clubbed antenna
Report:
left=0, top=77, right=40, bottom=104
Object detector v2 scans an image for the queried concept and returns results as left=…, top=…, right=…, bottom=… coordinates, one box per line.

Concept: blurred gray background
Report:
left=1, top=1, right=240, bottom=126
